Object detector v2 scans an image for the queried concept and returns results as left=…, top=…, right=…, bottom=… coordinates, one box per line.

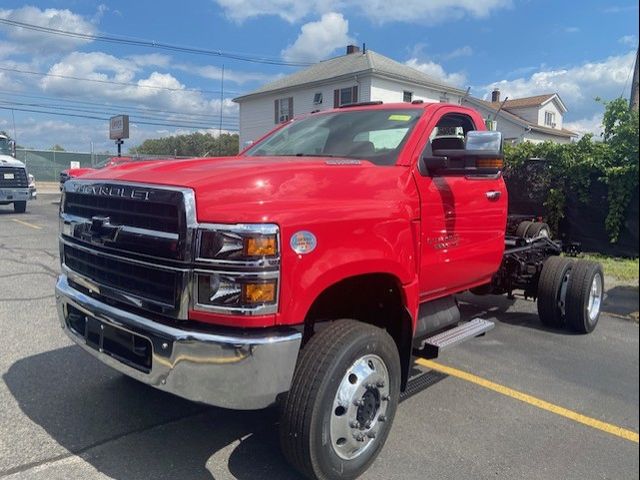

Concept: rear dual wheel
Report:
left=280, top=320, right=400, bottom=480
left=537, top=257, right=604, bottom=333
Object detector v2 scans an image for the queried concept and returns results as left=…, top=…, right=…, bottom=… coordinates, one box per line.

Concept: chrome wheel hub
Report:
left=587, top=273, right=603, bottom=323
left=330, top=354, right=390, bottom=460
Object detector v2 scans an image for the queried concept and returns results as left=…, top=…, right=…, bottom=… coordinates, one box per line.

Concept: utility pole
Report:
left=630, top=47, right=639, bottom=112
left=218, top=64, right=224, bottom=156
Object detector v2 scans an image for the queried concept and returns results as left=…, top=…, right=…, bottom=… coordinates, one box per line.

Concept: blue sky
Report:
left=0, top=0, right=637, bottom=151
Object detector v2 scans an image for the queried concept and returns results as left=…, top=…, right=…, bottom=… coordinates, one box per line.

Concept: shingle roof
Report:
left=465, top=97, right=576, bottom=138
left=495, top=94, right=556, bottom=109
left=233, top=50, right=465, bottom=101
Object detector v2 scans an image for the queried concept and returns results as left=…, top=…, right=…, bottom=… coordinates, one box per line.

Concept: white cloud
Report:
left=215, top=0, right=510, bottom=24
left=618, top=34, right=637, bottom=47
left=0, top=6, right=96, bottom=54
left=177, top=64, right=275, bottom=86
left=564, top=26, right=580, bottom=33
left=405, top=58, right=467, bottom=87
left=127, top=53, right=172, bottom=68
left=37, top=51, right=238, bottom=119
left=482, top=51, right=637, bottom=121
left=282, top=13, right=354, bottom=63
left=442, top=45, right=473, bottom=60
left=565, top=114, right=604, bottom=138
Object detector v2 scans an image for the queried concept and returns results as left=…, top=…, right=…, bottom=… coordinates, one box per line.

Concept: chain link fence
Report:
left=15, top=149, right=189, bottom=182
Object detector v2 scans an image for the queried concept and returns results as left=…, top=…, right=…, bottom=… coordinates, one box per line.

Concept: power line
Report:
left=0, top=90, right=237, bottom=121
left=0, top=65, right=230, bottom=96
left=0, top=18, right=313, bottom=67
left=0, top=100, right=239, bottom=127
left=0, top=105, right=239, bottom=131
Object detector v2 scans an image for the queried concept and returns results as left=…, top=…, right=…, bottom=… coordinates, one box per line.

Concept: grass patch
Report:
left=579, top=254, right=639, bottom=285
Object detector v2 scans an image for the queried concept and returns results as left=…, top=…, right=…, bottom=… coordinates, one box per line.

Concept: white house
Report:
left=233, top=45, right=466, bottom=147
left=233, top=46, right=576, bottom=148
left=463, top=91, right=577, bottom=144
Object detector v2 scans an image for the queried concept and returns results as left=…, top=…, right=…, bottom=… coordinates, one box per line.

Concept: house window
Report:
left=403, top=91, right=413, bottom=103
left=274, top=97, right=293, bottom=124
left=544, top=111, right=556, bottom=127
left=313, top=92, right=323, bottom=105
left=334, top=86, right=358, bottom=107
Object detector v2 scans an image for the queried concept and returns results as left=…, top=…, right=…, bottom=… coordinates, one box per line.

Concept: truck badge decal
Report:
left=290, top=231, right=317, bottom=254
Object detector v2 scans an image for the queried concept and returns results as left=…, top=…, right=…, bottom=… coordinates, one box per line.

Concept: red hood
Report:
left=65, top=167, right=97, bottom=177
left=76, top=156, right=418, bottom=224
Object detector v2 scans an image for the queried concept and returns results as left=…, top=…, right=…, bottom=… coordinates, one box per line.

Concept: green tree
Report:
left=503, top=97, right=639, bottom=243
left=50, top=144, right=66, bottom=151
left=130, top=132, right=239, bottom=157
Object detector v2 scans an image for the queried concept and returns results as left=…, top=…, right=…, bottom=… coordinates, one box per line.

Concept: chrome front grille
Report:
left=63, top=244, right=179, bottom=307
left=0, top=166, right=28, bottom=188
left=60, top=180, right=195, bottom=319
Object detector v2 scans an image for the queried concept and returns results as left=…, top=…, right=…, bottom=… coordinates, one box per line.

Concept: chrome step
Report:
left=419, top=318, right=495, bottom=358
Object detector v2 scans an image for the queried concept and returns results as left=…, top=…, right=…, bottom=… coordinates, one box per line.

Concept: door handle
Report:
left=486, top=190, right=501, bottom=201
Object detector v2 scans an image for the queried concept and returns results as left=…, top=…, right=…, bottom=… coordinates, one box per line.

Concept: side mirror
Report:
left=9, top=140, right=16, bottom=157
left=419, top=130, right=504, bottom=176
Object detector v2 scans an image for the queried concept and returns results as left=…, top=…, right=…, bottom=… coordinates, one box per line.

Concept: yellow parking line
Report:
left=416, top=358, right=639, bottom=444
left=11, top=218, right=42, bottom=230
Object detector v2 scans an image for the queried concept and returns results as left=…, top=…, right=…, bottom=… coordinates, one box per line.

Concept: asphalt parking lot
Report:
left=0, top=194, right=638, bottom=480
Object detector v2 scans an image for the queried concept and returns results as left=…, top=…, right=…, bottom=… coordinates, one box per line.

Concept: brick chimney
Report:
left=491, top=88, right=500, bottom=102
left=346, top=45, right=360, bottom=55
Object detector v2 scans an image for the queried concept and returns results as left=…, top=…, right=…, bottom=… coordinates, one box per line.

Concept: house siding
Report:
left=238, top=77, right=371, bottom=148
left=370, top=77, right=462, bottom=104
left=537, top=100, right=564, bottom=130
left=465, top=100, right=572, bottom=144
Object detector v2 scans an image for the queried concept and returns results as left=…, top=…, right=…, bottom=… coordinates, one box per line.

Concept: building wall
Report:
left=237, top=77, right=371, bottom=148
left=537, top=100, right=564, bottom=130
left=464, top=101, right=572, bottom=144
left=369, top=77, right=462, bottom=104
left=506, top=105, right=539, bottom=125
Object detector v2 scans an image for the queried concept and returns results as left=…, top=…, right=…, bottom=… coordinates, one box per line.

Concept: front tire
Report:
left=279, top=320, right=400, bottom=480
left=13, top=201, right=27, bottom=213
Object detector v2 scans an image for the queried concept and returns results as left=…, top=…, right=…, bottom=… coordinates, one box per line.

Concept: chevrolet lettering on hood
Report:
left=76, top=183, right=152, bottom=201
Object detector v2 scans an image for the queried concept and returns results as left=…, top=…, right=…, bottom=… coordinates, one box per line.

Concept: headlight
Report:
left=195, top=272, right=278, bottom=314
left=194, top=223, right=280, bottom=315
left=197, top=224, right=279, bottom=263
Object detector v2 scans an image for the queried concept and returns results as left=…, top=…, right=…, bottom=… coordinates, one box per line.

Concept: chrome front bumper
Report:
left=55, top=275, right=302, bottom=410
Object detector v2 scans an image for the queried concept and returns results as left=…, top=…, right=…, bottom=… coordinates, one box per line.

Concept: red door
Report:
left=412, top=106, right=507, bottom=301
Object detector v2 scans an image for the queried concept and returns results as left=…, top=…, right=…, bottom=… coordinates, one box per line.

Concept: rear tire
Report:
left=13, top=201, right=27, bottom=213
left=565, top=261, right=604, bottom=334
left=515, top=221, right=533, bottom=238
left=279, top=320, right=400, bottom=480
left=537, top=256, right=573, bottom=328
left=526, top=222, right=551, bottom=239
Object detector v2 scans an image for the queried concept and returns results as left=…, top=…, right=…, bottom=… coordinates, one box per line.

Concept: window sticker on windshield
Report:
left=388, top=114, right=412, bottom=121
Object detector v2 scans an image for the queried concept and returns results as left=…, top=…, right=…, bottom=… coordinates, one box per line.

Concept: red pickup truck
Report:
left=56, top=102, right=603, bottom=480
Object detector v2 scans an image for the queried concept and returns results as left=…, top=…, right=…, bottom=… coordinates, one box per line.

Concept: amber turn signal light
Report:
left=476, top=158, right=504, bottom=169
left=242, top=282, right=277, bottom=304
left=244, top=235, right=277, bottom=256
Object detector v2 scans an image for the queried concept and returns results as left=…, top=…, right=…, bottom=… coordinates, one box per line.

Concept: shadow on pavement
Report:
left=3, top=345, right=302, bottom=479
left=458, top=292, right=577, bottom=335
left=603, top=285, right=639, bottom=318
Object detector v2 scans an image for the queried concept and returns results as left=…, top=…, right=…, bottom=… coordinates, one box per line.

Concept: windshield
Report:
left=245, top=108, right=422, bottom=166
left=0, top=138, right=11, bottom=156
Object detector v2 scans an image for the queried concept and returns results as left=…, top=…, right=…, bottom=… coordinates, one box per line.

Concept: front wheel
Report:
left=279, top=320, right=400, bottom=480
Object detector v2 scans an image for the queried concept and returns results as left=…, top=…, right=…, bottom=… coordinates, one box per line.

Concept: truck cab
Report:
left=0, top=134, right=33, bottom=213
left=55, top=103, right=603, bottom=480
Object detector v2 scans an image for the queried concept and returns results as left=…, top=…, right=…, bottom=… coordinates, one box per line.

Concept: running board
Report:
left=418, top=318, right=495, bottom=358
